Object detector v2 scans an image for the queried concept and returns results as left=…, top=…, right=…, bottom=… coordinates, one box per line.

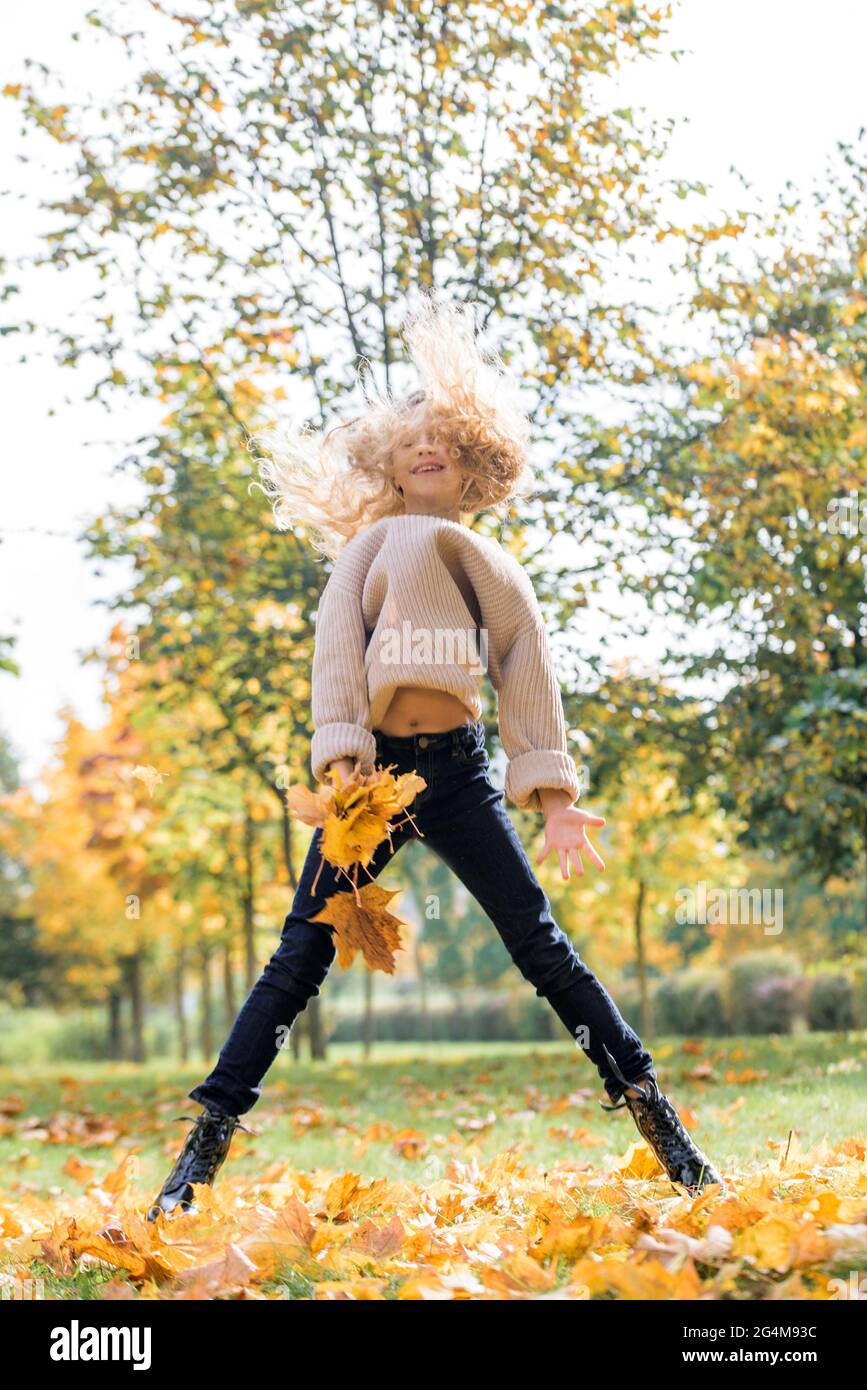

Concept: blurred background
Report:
left=1, top=0, right=865, bottom=1078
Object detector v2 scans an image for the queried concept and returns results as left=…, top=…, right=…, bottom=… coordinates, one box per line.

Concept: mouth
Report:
left=410, top=461, right=444, bottom=475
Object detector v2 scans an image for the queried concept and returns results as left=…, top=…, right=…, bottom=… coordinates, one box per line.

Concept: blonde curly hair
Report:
left=250, top=290, right=538, bottom=561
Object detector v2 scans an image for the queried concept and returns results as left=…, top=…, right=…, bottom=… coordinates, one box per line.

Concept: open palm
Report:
left=535, top=805, right=607, bottom=881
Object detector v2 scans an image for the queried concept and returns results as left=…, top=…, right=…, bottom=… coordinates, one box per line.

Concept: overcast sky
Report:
left=2, top=0, right=865, bottom=786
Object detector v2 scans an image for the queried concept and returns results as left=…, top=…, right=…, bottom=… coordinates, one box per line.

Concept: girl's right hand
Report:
left=326, top=757, right=358, bottom=788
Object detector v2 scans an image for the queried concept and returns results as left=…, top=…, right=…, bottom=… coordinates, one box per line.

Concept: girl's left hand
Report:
left=535, top=805, right=606, bottom=881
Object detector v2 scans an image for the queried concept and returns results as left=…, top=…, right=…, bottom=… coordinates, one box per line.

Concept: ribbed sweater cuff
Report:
left=311, top=723, right=378, bottom=784
left=504, top=750, right=582, bottom=814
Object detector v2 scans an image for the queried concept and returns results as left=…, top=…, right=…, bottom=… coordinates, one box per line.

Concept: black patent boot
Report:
left=599, top=1045, right=725, bottom=1197
left=145, top=1105, right=256, bottom=1221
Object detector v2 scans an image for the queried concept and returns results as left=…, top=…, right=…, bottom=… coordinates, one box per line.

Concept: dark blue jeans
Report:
left=188, top=719, right=655, bottom=1116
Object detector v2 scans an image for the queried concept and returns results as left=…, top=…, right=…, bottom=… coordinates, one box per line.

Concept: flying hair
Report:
left=249, top=289, right=537, bottom=562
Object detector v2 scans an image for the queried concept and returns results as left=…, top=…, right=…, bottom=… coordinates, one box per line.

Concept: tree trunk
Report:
left=453, top=989, right=465, bottom=1041
left=243, top=804, right=256, bottom=989
left=200, top=949, right=213, bottom=1060
left=362, top=968, right=374, bottom=1059
left=308, top=997, right=326, bottom=1058
left=107, top=988, right=123, bottom=1060
left=126, top=953, right=146, bottom=1063
left=174, top=947, right=189, bottom=1063
left=414, top=935, right=431, bottom=1042
left=222, top=941, right=236, bottom=1027
left=634, top=878, right=651, bottom=1039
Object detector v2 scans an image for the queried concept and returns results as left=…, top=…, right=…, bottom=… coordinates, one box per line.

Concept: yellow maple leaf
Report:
left=612, top=1139, right=665, bottom=1180
left=132, top=765, right=168, bottom=797
left=321, top=814, right=386, bottom=872
left=286, top=763, right=427, bottom=887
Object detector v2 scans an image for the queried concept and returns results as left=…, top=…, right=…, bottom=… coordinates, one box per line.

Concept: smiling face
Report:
left=390, top=400, right=469, bottom=517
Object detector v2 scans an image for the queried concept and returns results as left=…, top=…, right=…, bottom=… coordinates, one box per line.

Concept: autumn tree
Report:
left=603, top=139, right=867, bottom=904
left=0, top=726, right=51, bottom=1005
left=0, top=711, right=141, bottom=1052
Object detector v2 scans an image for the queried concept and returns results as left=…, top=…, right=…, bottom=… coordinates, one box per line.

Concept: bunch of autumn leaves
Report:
left=285, top=762, right=427, bottom=975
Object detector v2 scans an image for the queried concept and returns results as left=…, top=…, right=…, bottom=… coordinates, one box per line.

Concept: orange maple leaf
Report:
left=309, top=881, right=407, bottom=973
left=284, top=781, right=335, bottom=827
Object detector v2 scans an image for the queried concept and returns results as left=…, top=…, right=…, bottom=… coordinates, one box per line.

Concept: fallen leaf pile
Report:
left=2, top=1129, right=866, bottom=1300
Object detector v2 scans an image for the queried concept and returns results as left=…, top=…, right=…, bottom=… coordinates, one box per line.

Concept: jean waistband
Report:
left=373, top=718, right=484, bottom=756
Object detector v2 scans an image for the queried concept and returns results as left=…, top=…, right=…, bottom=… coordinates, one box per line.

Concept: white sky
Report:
left=1, top=0, right=865, bottom=785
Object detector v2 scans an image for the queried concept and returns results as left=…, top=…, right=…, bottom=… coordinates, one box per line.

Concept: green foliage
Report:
left=653, top=968, right=727, bottom=1037
left=807, top=973, right=857, bottom=1032
left=607, top=139, right=867, bottom=885
left=850, top=960, right=867, bottom=1028
left=0, top=636, right=20, bottom=678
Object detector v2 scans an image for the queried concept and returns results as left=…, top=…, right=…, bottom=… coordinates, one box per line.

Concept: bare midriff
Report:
left=374, top=685, right=475, bottom=736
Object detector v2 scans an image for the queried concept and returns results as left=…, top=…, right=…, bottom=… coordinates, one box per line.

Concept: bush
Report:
left=653, top=969, right=727, bottom=1036
left=750, top=974, right=810, bottom=1034
left=847, top=960, right=867, bottom=1029
left=515, top=992, right=560, bottom=1041
left=807, top=973, right=857, bottom=1031
left=722, top=950, right=805, bottom=1034
left=0, top=1004, right=109, bottom=1063
left=328, top=991, right=558, bottom=1045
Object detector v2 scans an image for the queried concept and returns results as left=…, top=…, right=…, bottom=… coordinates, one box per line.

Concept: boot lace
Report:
left=599, top=1044, right=659, bottom=1111
left=170, top=1109, right=259, bottom=1167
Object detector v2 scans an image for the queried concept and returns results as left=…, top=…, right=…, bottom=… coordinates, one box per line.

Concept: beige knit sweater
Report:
left=310, top=513, right=581, bottom=813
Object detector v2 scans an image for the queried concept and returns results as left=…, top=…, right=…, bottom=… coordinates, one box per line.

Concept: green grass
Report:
left=1, top=1031, right=865, bottom=1201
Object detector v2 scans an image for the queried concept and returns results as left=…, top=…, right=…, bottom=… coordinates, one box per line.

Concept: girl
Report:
left=146, top=293, right=723, bottom=1220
